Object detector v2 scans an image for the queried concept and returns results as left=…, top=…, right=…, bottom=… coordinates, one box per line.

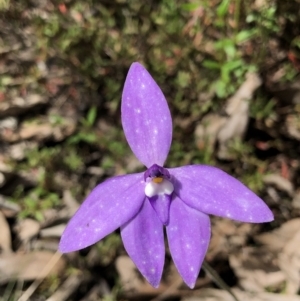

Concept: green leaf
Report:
left=202, top=60, right=220, bottom=70
left=176, top=71, right=191, bottom=88
left=235, top=29, right=257, bottom=43
left=214, top=80, right=227, bottom=98
left=223, top=59, right=243, bottom=72
left=217, top=0, right=230, bottom=17
left=181, top=3, right=200, bottom=12
left=214, top=38, right=235, bottom=55
left=224, top=43, right=236, bottom=59
left=86, top=106, right=97, bottom=126
left=82, top=133, right=97, bottom=143
left=67, top=135, right=81, bottom=144
left=246, top=14, right=255, bottom=23
left=221, top=60, right=243, bottom=82
left=35, top=211, right=44, bottom=222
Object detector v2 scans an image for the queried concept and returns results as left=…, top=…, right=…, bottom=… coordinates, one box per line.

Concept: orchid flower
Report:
left=59, top=62, right=274, bottom=288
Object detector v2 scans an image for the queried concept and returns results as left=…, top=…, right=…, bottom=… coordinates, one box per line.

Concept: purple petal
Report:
left=121, top=62, right=172, bottom=167
left=59, top=173, right=144, bottom=253
left=169, top=165, right=274, bottom=223
left=121, top=199, right=164, bottom=288
left=149, top=194, right=171, bottom=225
left=166, top=196, right=211, bottom=288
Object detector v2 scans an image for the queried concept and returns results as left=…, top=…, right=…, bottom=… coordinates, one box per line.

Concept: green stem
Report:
left=234, top=0, right=241, bottom=36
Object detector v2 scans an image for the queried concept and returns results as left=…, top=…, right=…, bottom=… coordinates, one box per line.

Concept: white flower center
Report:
left=145, top=178, right=174, bottom=198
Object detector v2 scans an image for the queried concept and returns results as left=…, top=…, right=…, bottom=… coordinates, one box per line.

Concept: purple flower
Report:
left=59, top=62, right=273, bottom=288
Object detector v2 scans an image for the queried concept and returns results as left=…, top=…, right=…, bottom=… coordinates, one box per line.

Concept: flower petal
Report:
left=121, top=62, right=172, bottom=167
left=148, top=194, right=171, bottom=225
left=121, top=199, right=165, bottom=288
left=166, top=196, right=211, bottom=288
left=169, top=165, right=274, bottom=223
left=59, top=173, right=144, bottom=253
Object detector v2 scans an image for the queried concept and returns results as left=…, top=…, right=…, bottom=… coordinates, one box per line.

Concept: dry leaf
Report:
left=0, top=195, right=20, bottom=217
left=207, top=218, right=253, bottom=260
left=115, top=255, right=145, bottom=292
left=285, top=113, right=300, bottom=140
left=46, top=274, right=84, bottom=301
left=292, top=190, right=300, bottom=209
left=40, top=224, right=65, bottom=238
left=115, top=255, right=169, bottom=296
left=182, top=288, right=300, bottom=301
left=278, top=227, right=300, bottom=294
left=255, top=219, right=300, bottom=294
left=0, top=94, right=47, bottom=117
left=15, top=218, right=40, bottom=242
left=2, top=141, right=38, bottom=160
left=194, top=114, right=227, bottom=150
left=229, top=247, right=284, bottom=292
left=0, top=251, right=65, bottom=283
left=1, top=116, right=76, bottom=142
left=255, top=219, right=300, bottom=252
left=217, top=72, right=262, bottom=159
left=263, top=174, right=294, bottom=196
left=195, top=72, right=262, bottom=159
left=0, top=210, right=12, bottom=253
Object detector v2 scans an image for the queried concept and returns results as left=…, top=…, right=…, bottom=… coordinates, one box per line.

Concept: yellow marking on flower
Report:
left=152, top=177, right=163, bottom=183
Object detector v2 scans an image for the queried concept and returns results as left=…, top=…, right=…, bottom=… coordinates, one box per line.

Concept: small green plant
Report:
left=202, top=30, right=257, bottom=98
left=241, top=169, right=265, bottom=192
left=96, top=233, right=121, bottom=265
left=250, top=96, right=276, bottom=120
left=280, top=62, right=299, bottom=83
left=246, top=3, right=279, bottom=34
left=14, top=186, right=60, bottom=221
left=25, top=147, right=61, bottom=169
left=63, top=149, right=83, bottom=171
left=225, top=139, right=266, bottom=192
left=68, top=106, right=98, bottom=145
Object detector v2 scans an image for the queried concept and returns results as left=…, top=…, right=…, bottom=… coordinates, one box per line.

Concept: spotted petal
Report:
left=169, top=165, right=274, bottom=223
left=166, top=196, right=210, bottom=288
left=59, top=173, right=144, bottom=252
left=121, top=199, right=164, bottom=288
left=121, top=62, right=172, bottom=167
